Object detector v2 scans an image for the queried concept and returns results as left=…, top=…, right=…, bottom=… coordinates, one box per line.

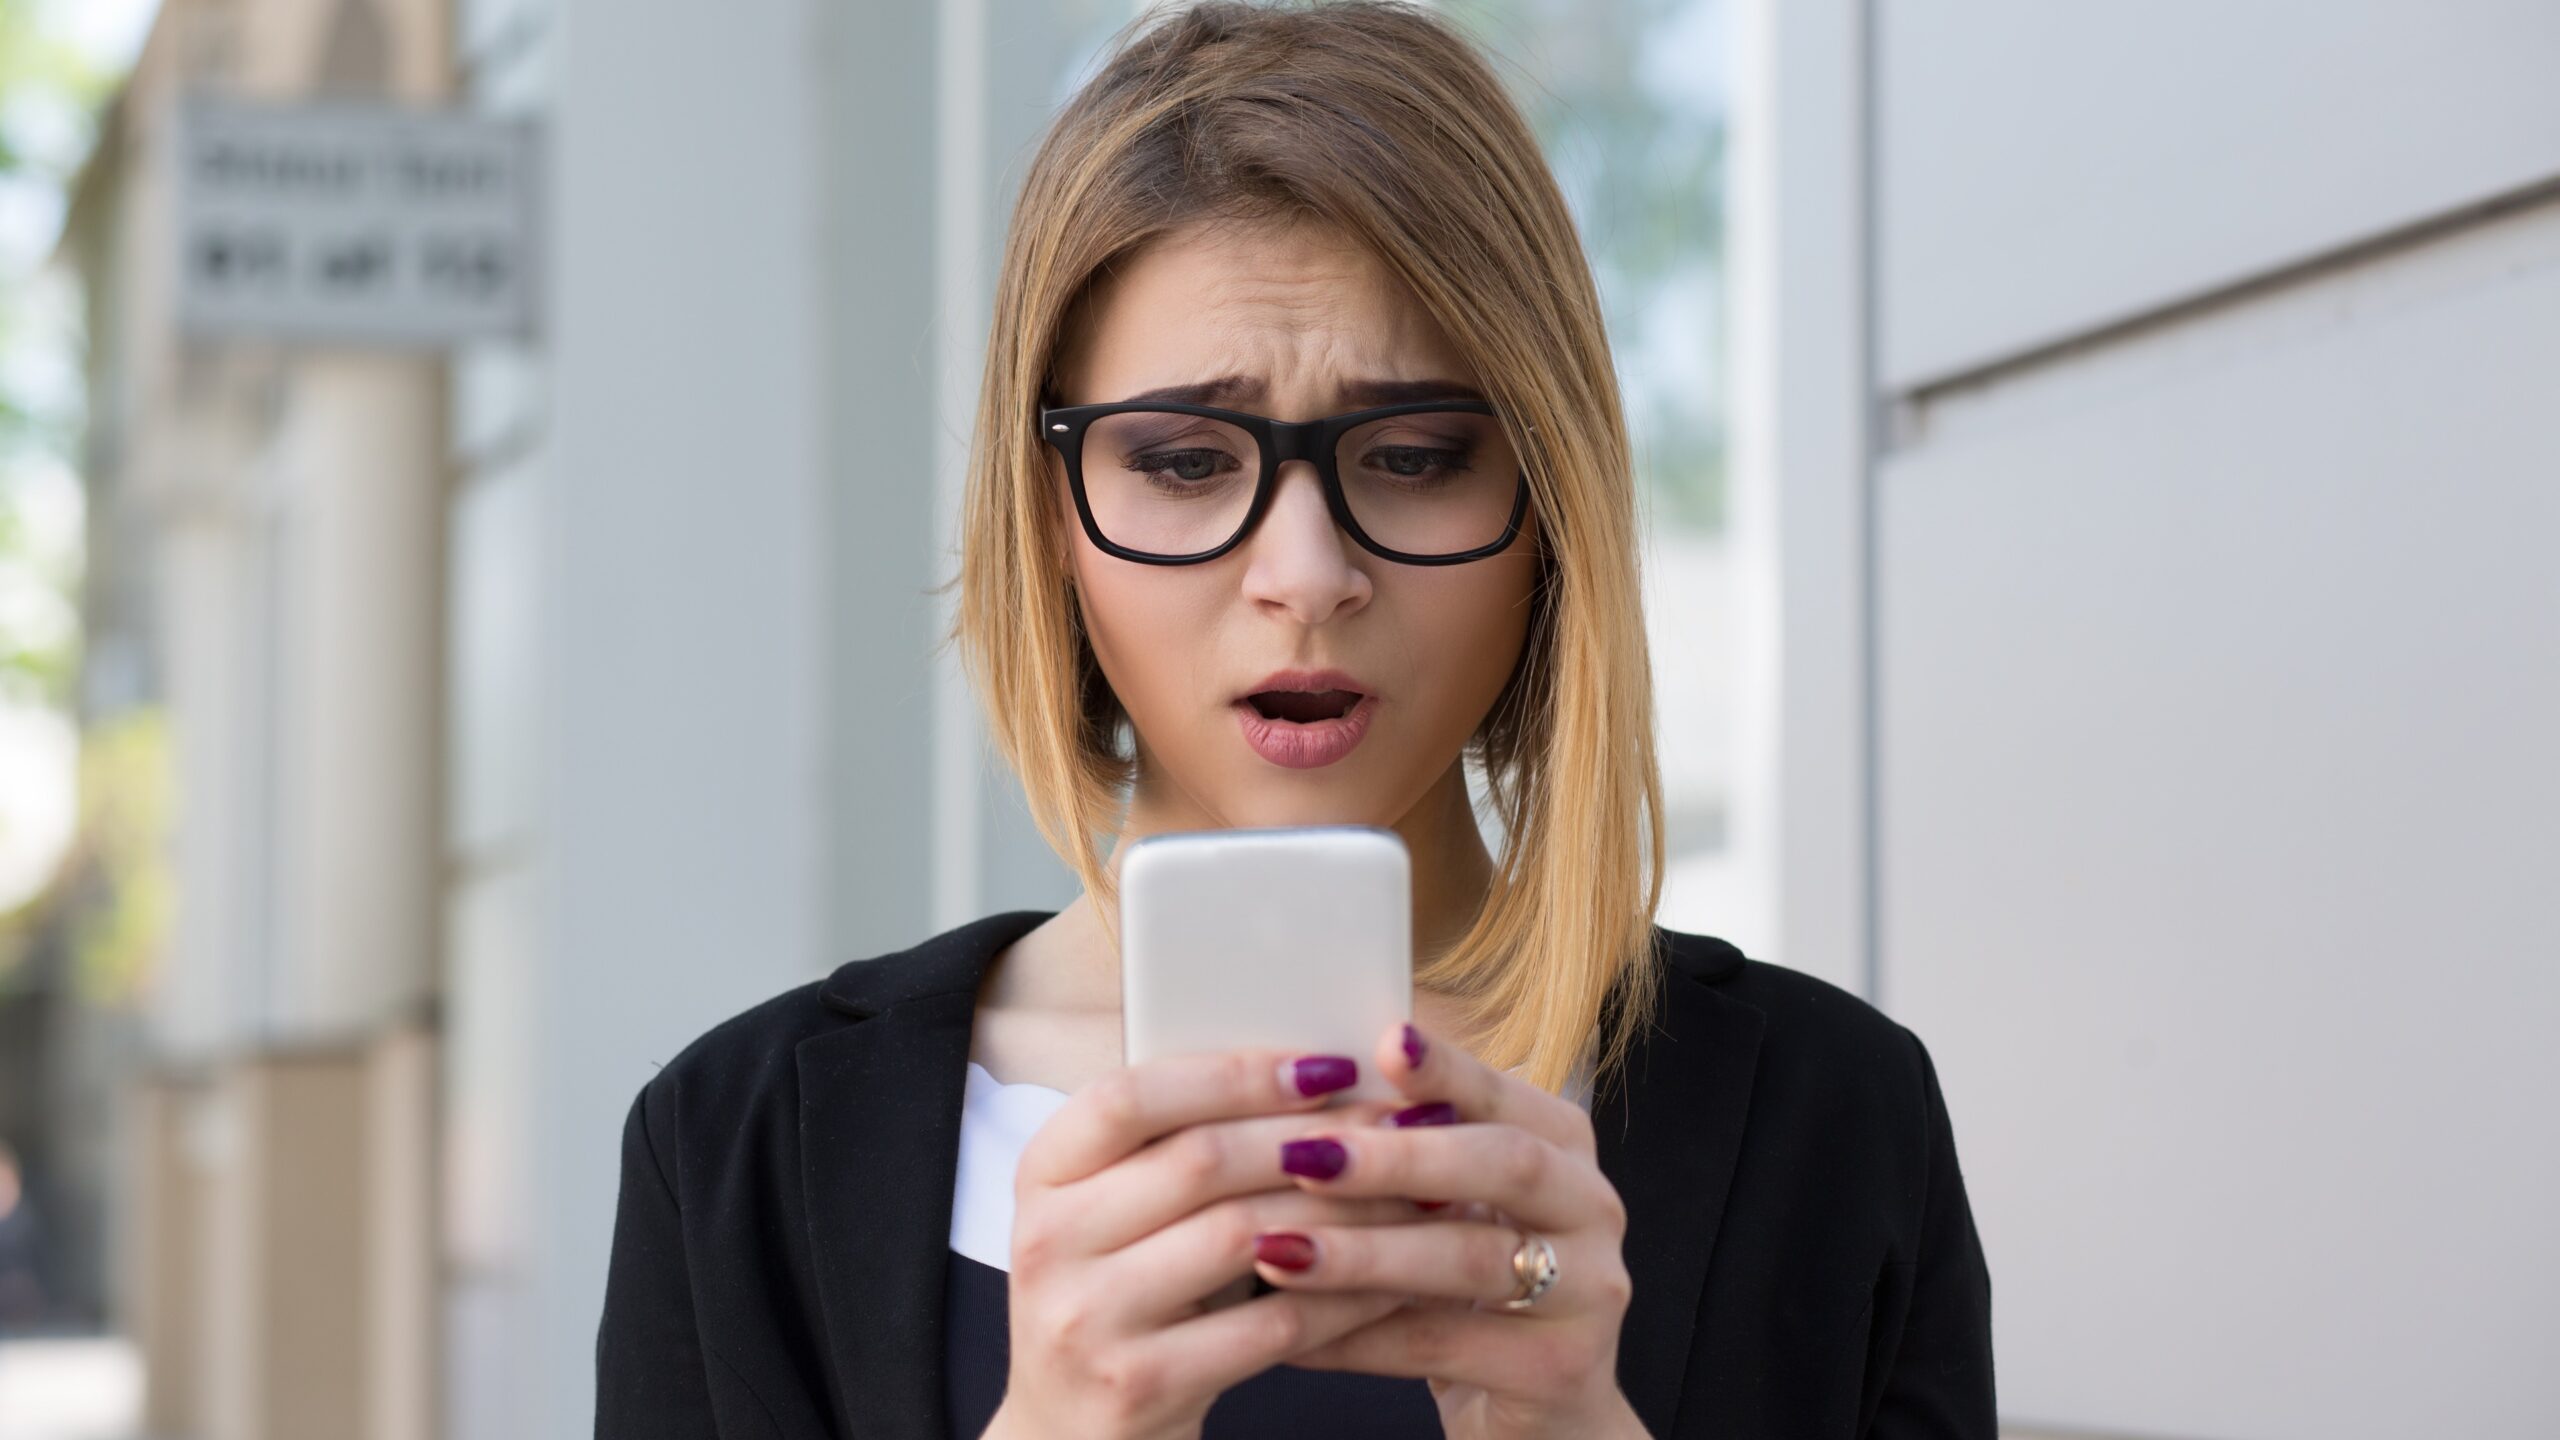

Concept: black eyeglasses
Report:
left=1037, top=398, right=1532, bottom=566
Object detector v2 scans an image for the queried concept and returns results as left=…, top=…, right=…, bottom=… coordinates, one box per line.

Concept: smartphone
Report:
left=1120, top=824, right=1412, bottom=1106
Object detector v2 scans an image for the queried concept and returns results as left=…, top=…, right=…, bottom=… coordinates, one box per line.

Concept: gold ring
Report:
left=1497, top=1229, right=1559, bottom=1311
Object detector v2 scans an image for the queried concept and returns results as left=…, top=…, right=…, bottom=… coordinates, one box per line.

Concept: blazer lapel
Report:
left=796, top=911, right=1055, bottom=1435
left=1596, top=931, right=1766, bottom=1437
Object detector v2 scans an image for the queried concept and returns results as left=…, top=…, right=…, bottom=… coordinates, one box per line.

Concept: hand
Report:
left=987, top=1046, right=1432, bottom=1440
left=1244, top=1022, right=1647, bottom=1440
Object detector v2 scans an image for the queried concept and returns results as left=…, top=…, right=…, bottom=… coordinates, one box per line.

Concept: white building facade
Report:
left=1736, top=2, right=2560, bottom=1436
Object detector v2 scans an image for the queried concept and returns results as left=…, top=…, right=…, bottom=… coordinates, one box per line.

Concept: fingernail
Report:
left=1253, top=1231, right=1317, bottom=1271
left=1280, top=1136, right=1347, bottom=1179
left=1386, top=1101, right=1458, bottom=1128
left=1401, top=1024, right=1428, bottom=1069
left=1282, top=1056, right=1358, bottom=1097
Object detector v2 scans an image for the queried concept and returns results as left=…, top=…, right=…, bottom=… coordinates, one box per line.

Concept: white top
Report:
left=950, top=1053, right=1599, bottom=1273
left=951, top=1062, right=1078, bottom=1270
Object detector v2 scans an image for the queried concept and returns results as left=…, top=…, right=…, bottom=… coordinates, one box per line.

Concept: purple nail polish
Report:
left=1387, top=1101, right=1458, bottom=1128
left=1280, top=1137, right=1347, bottom=1179
left=1400, top=1024, right=1428, bottom=1069
left=1287, top=1056, right=1357, bottom=1097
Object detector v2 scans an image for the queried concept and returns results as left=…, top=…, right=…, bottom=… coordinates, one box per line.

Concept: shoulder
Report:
left=1658, top=926, right=1922, bottom=1058
left=619, top=973, right=842, bottom=1183
left=1651, top=927, right=1944, bottom=1156
left=644, top=972, right=842, bottom=1109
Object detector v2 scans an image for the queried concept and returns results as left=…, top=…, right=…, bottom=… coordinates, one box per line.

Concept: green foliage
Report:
left=0, top=706, right=172, bottom=1005
left=0, top=0, right=135, bottom=991
left=1, top=0, right=116, bottom=705
left=64, top=707, right=173, bottom=1006
left=0, top=0, right=114, bottom=128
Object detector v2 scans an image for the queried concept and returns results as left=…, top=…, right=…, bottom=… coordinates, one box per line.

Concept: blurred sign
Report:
left=173, top=98, right=541, bottom=345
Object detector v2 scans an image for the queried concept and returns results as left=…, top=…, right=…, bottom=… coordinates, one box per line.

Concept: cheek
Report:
left=1055, top=480, right=1172, bottom=710
left=1378, top=555, right=1539, bottom=742
left=1069, top=547, right=1220, bottom=735
left=1072, top=564, right=1146, bottom=678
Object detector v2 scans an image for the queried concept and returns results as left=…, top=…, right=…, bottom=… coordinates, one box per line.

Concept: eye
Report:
left=1125, top=446, right=1243, bottom=490
left=1359, top=443, right=1475, bottom=484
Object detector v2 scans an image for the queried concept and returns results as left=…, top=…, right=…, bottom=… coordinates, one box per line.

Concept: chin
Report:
left=1237, top=775, right=1412, bottom=829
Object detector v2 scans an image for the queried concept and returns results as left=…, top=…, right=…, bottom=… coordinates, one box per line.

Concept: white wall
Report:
left=1778, top=2, right=2560, bottom=1435
left=443, top=0, right=1084, bottom=1433
left=1728, top=0, right=1872, bottom=997
left=1886, top=204, right=2560, bottom=1438
left=1877, top=0, right=2560, bottom=387
left=447, top=0, right=834, bottom=1432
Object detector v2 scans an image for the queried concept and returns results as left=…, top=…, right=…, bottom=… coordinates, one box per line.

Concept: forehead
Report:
left=1055, top=218, right=1479, bottom=406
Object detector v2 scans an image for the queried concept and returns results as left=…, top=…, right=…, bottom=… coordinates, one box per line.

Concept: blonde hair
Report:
left=950, top=0, right=1666, bottom=1097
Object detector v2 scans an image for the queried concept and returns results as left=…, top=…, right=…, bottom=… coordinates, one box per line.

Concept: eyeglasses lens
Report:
left=1078, top=408, right=1520, bottom=558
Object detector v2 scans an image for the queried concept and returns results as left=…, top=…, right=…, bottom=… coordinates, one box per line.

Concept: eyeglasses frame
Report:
left=1037, top=397, right=1533, bottom=566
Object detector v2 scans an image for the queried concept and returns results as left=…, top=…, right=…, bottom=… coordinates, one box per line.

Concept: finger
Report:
left=1087, top=1188, right=1428, bottom=1326
left=1138, top=1289, right=1411, bottom=1402
left=1285, top=1305, right=1611, bottom=1395
left=1246, top=1218, right=1607, bottom=1312
left=1382, top=1021, right=1596, bottom=1157
left=1019, top=1047, right=1365, bottom=1189
left=1273, top=1123, right=1614, bottom=1233
left=1040, top=1098, right=1405, bottom=1257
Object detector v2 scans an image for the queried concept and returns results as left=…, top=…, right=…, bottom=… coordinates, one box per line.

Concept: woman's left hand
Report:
left=1246, top=1020, right=1648, bottom=1440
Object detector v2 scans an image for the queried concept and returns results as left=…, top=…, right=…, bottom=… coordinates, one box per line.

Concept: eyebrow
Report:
left=1116, top=374, right=1487, bottom=408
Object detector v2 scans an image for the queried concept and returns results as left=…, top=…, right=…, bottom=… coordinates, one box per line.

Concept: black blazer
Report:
left=595, top=910, right=1996, bottom=1437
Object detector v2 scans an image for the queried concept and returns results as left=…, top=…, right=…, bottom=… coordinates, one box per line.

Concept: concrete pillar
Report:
left=198, top=1049, right=370, bottom=1440
left=1728, top=0, right=1873, bottom=998
left=268, top=354, right=446, bottom=1042
left=365, top=1023, right=438, bottom=1440
left=126, top=1074, right=209, bottom=1435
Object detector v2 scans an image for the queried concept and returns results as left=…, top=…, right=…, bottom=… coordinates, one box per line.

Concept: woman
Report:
left=594, top=2, right=1994, bottom=1437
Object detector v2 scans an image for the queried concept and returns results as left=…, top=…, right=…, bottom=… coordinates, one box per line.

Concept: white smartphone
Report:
left=1119, top=824, right=1412, bottom=1105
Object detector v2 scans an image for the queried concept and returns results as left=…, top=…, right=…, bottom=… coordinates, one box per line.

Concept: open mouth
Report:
left=1243, top=688, right=1364, bottom=724
left=1233, top=684, right=1375, bottom=768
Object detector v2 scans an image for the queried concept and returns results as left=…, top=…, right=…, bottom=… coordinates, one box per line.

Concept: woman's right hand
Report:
left=983, top=1048, right=1428, bottom=1439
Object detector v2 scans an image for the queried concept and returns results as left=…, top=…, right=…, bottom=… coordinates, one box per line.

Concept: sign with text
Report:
left=174, top=98, right=541, bottom=346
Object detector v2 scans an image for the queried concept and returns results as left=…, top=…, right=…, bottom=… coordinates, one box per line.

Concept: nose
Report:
left=1237, top=458, right=1371, bottom=625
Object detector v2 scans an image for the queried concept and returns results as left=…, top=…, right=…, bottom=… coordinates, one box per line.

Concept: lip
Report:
left=1238, top=667, right=1373, bottom=701
left=1233, top=668, right=1378, bottom=770
left=1234, top=692, right=1377, bottom=769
